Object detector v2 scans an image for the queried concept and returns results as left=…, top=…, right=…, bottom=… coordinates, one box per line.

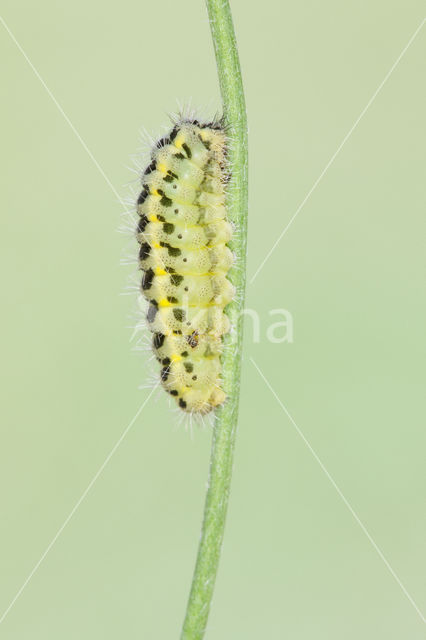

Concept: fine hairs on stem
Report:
left=180, top=1, right=248, bottom=639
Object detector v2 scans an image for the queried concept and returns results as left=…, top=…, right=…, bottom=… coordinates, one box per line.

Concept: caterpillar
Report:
left=136, top=119, right=234, bottom=414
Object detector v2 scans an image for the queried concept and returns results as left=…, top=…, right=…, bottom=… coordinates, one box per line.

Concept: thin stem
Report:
left=180, top=1, right=248, bottom=639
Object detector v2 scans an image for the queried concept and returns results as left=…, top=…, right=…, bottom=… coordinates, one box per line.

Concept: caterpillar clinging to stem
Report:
left=134, top=0, right=247, bottom=638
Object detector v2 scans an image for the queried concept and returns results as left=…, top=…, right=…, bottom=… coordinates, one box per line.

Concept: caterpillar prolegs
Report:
left=136, top=119, right=234, bottom=414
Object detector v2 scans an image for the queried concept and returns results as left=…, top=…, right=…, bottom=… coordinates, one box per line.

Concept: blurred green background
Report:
left=1, top=1, right=425, bottom=638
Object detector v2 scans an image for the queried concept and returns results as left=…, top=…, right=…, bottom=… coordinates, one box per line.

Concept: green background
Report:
left=1, top=1, right=425, bottom=638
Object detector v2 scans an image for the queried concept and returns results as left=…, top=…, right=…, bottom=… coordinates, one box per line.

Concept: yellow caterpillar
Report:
left=136, top=119, right=234, bottom=413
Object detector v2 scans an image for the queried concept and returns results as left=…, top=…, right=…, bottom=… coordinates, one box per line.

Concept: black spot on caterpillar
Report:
left=170, top=126, right=179, bottom=141
left=170, top=274, right=183, bottom=287
left=156, top=136, right=171, bottom=148
left=141, top=268, right=155, bottom=291
left=163, top=222, right=175, bottom=234
left=144, top=160, right=156, bottom=175
left=182, top=142, right=192, bottom=158
left=153, top=333, right=165, bottom=349
left=139, top=242, right=151, bottom=261
left=137, top=188, right=149, bottom=205
left=137, top=215, right=149, bottom=234
left=173, top=308, right=185, bottom=322
left=187, top=331, right=199, bottom=348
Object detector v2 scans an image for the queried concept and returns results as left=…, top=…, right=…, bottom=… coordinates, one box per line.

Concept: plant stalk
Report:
left=180, top=0, right=248, bottom=638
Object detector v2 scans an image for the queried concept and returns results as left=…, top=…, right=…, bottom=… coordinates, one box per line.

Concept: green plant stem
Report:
left=180, top=1, right=248, bottom=639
